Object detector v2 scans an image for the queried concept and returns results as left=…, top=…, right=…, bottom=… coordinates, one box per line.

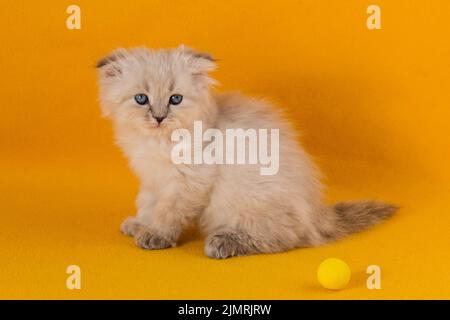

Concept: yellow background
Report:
left=0, top=0, right=449, bottom=299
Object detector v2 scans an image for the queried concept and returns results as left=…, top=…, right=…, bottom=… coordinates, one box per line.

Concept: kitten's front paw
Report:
left=204, top=232, right=252, bottom=259
left=120, top=217, right=142, bottom=237
left=135, top=228, right=174, bottom=250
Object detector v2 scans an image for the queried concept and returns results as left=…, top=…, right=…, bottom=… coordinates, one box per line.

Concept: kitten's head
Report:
left=97, top=46, right=217, bottom=136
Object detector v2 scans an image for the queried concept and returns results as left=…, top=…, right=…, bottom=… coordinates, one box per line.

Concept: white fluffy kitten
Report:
left=97, top=46, right=396, bottom=259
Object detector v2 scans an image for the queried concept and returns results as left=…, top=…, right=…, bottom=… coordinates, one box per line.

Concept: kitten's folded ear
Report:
left=179, top=45, right=217, bottom=74
left=96, top=49, right=126, bottom=78
left=96, top=49, right=128, bottom=117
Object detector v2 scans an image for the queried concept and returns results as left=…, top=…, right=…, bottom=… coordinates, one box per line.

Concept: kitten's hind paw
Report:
left=120, top=217, right=142, bottom=237
left=204, top=231, right=257, bottom=259
left=135, top=228, right=174, bottom=250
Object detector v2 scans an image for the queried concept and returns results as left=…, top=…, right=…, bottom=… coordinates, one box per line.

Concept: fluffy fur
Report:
left=97, top=46, right=397, bottom=259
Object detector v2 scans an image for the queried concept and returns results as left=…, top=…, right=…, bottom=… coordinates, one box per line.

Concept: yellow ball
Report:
left=317, top=258, right=351, bottom=290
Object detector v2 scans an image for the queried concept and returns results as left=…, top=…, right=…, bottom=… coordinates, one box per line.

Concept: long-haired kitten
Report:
left=96, top=46, right=396, bottom=259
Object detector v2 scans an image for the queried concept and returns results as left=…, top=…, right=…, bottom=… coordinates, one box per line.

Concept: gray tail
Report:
left=319, top=201, right=398, bottom=242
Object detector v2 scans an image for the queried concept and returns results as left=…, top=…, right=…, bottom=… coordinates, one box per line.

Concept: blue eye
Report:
left=134, top=94, right=149, bottom=105
left=169, top=94, right=183, bottom=105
